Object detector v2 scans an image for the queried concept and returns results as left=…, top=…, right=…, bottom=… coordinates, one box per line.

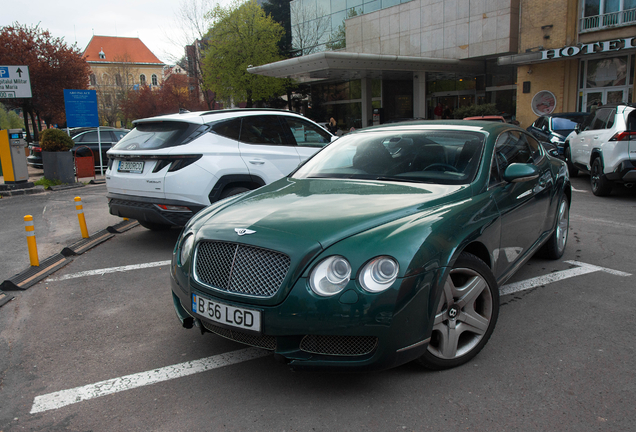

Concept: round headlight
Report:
left=179, top=234, right=195, bottom=265
left=360, top=256, right=399, bottom=293
left=309, top=256, right=351, bottom=296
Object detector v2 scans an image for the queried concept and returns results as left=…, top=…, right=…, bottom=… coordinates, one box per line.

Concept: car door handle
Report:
left=594, top=136, right=599, bottom=139
left=248, top=159, right=265, bottom=165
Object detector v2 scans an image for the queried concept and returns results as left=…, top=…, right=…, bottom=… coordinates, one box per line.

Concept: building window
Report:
left=580, top=0, right=636, bottom=31
left=152, top=74, right=158, bottom=86
left=140, top=74, right=146, bottom=85
left=90, top=74, right=96, bottom=86
left=115, top=74, right=122, bottom=86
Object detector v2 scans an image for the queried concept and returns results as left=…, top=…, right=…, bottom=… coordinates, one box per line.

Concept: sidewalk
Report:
left=0, top=165, right=106, bottom=197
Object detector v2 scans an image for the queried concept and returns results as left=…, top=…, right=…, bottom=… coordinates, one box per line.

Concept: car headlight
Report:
left=179, top=234, right=195, bottom=266
left=359, top=256, right=399, bottom=293
left=309, top=256, right=351, bottom=296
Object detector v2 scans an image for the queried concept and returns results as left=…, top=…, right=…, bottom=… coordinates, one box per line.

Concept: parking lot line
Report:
left=30, top=347, right=269, bottom=414
left=47, top=260, right=172, bottom=281
left=500, top=261, right=631, bottom=296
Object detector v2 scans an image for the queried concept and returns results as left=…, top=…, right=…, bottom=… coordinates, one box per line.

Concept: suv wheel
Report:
left=564, top=145, right=578, bottom=177
left=590, top=158, right=612, bottom=197
left=221, top=186, right=250, bottom=199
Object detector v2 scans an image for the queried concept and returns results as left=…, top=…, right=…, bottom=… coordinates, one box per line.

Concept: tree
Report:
left=202, top=0, right=286, bottom=107
left=0, top=103, right=24, bottom=130
left=290, top=1, right=331, bottom=56
left=326, top=8, right=359, bottom=51
left=92, top=54, right=140, bottom=126
left=0, top=23, right=90, bottom=141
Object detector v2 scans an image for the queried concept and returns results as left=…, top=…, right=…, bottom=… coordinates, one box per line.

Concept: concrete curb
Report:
left=0, top=290, right=13, bottom=307
left=0, top=185, right=47, bottom=197
left=0, top=219, right=140, bottom=296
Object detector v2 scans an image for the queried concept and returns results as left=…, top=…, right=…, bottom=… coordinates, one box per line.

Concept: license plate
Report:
left=118, top=160, right=144, bottom=173
left=192, top=293, right=261, bottom=332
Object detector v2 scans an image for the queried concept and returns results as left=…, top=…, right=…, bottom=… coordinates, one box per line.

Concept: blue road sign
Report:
left=0, top=67, right=9, bottom=78
left=64, top=89, right=99, bottom=128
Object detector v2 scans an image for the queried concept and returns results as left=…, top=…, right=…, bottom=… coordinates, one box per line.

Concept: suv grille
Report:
left=300, top=335, right=378, bottom=356
left=195, top=241, right=290, bottom=297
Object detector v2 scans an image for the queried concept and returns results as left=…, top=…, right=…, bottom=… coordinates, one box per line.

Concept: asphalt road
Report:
left=1, top=174, right=635, bottom=431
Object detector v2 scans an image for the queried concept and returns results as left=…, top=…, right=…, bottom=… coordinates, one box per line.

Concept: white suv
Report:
left=564, top=103, right=636, bottom=196
left=106, top=109, right=334, bottom=229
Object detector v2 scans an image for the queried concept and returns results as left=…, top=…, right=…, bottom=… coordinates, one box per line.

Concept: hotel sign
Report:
left=541, top=37, right=635, bottom=61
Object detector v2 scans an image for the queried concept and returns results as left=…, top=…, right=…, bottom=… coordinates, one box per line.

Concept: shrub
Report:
left=453, top=103, right=499, bottom=119
left=40, top=129, right=74, bottom=152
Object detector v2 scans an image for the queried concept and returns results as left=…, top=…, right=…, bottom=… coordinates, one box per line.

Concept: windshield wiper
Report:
left=375, top=176, right=433, bottom=184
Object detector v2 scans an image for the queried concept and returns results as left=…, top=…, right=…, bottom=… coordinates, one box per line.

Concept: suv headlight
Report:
left=359, top=256, right=399, bottom=293
left=179, top=234, right=195, bottom=266
left=309, top=256, right=351, bottom=296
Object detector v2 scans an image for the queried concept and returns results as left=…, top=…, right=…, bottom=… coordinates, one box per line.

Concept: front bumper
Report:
left=107, top=192, right=207, bottom=227
left=170, top=266, right=440, bottom=372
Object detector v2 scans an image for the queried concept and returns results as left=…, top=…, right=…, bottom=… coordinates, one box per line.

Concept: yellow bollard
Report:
left=24, top=215, right=40, bottom=267
left=123, top=218, right=129, bottom=221
left=75, top=197, right=89, bottom=239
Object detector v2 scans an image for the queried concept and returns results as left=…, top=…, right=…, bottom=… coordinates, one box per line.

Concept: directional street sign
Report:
left=0, top=65, right=32, bottom=98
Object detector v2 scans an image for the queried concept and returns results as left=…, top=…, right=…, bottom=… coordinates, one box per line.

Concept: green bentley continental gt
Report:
left=170, top=120, right=571, bottom=371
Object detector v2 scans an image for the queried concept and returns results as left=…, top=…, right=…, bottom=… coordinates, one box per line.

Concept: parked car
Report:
left=563, top=103, right=636, bottom=196
left=106, top=109, right=335, bottom=230
left=171, top=120, right=571, bottom=371
left=527, top=112, right=589, bottom=155
left=27, top=127, right=129, bottom=170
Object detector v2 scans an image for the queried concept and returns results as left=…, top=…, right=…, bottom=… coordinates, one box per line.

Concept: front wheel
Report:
left=415, top=252, right=499, bottom=370
left=539, top=194, right=569, bottom=259
left=590, top=157, right=612, bottom=197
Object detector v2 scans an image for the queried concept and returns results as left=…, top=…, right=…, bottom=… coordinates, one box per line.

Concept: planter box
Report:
left=42, top=151, right=74, bottom=184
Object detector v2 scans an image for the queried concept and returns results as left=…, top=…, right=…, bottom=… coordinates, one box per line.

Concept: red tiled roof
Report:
left=83, top=36, right=164, bottom=65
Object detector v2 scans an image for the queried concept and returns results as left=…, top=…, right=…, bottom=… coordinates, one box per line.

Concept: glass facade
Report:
left=290, top=0, right=413, bottom=53
left=578, top=52, right=634, bottom=111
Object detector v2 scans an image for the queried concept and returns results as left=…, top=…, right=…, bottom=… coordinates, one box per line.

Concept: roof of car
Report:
left=133, top=108, right=309, bottom=125
left=463, top=115, right=506, bottom=122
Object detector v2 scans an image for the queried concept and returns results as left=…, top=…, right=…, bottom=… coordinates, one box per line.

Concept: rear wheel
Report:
left=416, top=252, right=499, bottom=370
left=564, top=145, right=578, bottom=177
left=590, top=157, right=612, bottom=197
left=138, top=220, right=172, bottom=231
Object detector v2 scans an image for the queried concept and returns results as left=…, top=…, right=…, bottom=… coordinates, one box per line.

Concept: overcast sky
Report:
left=1, top=0, right=228, bottom=65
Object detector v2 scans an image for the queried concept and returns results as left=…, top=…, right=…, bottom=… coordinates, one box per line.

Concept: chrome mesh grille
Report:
left=202, top=321, right=276, bottom=350
left=195, top=241, right=290, bottom=297
left=300, top=335, right=378, bottom=356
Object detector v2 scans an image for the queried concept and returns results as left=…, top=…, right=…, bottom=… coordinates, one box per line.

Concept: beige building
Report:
left=83, top=36, right=165, bottom=126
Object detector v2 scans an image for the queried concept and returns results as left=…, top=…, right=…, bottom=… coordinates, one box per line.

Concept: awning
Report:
left=247, top=51, right=485, bottom=83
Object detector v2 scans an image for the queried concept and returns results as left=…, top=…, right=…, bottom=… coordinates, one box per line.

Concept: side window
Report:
left=280, top=117, right=331, bottom=147
left=590, top=109, right=611, bottom=130
left=606, top=110, right=616, bottom=129
left=523, top=133, right=543, bottom=162
left=209, top=118, right=241, bottom=141
left=493, top=131, right=534, bottom=172
left=535, top=117, right=546, bottom=130
left=489, top=152, right=502, bottom=187
left=239, top=116, right=287, bottom=145
left=79, top=132, right=97, bottom=142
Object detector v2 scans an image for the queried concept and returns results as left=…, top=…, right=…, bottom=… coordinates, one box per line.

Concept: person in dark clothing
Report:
left=327, top=117, right=338, bottom=134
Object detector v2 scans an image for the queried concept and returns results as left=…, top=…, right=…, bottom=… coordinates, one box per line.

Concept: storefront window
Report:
left=586, top=56, right=628, bottom=87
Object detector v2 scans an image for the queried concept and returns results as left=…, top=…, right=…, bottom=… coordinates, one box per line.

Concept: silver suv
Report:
left=564, top=103, right=636, bottom=196
left=106, top=109, right=334, bottom=230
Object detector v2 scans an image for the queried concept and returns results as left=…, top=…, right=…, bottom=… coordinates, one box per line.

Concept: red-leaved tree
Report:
left=0, top=23, right=91, bottom=141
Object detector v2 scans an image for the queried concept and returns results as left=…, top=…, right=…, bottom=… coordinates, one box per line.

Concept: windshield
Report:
left=292, top=129, right=485, bottom=185
left=552, top=117, right=579, bottom=132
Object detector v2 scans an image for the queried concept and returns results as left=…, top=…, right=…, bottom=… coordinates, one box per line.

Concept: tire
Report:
left=138, top=220, right=172, bottom=231
left=539, top=194, right=569, bottom=259
left=564, top=145, right=578, bottom=177
left=220, top=186, right=250, bottom=199
left=590, top=157, right=612, bottom=197
left=416, top=252, right=499, bottom=370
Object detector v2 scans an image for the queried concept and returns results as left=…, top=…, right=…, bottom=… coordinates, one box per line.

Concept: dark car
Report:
left=171, top=120, right=571, bottom=372
left=527, top=113, right=589, bottom=155
left=27, top=128, right=129, bottom=170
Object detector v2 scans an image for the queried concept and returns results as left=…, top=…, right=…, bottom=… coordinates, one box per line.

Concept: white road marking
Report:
left=47, top=260, right=172, bottom=281
left=30, top=347, right=269, bottom=414
left=30, top=261, right=630, bottom=414
left=500, top=261, right=631, bottom=296
left=571, top=215, right=636, bottom=230
left=571, top=187, right=587, bottom=193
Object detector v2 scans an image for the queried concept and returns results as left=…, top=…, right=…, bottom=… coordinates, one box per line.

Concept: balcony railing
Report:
left=580, top=7, right=636, bottom=32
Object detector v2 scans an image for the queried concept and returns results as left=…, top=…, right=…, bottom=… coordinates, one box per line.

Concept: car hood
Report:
left=196, top=178, right=468, bottom=248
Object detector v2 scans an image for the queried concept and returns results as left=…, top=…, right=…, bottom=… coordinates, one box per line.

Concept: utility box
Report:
left=0, top=129, right=29, bottom=183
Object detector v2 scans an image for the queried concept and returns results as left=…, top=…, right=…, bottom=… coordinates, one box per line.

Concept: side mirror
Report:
left=503, top=163, right=540, bottom=183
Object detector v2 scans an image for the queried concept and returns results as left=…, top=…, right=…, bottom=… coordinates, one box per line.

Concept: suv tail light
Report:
left=108, top=154, right=202, bottom=173
left=609, top=132, right=636, bottom=141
